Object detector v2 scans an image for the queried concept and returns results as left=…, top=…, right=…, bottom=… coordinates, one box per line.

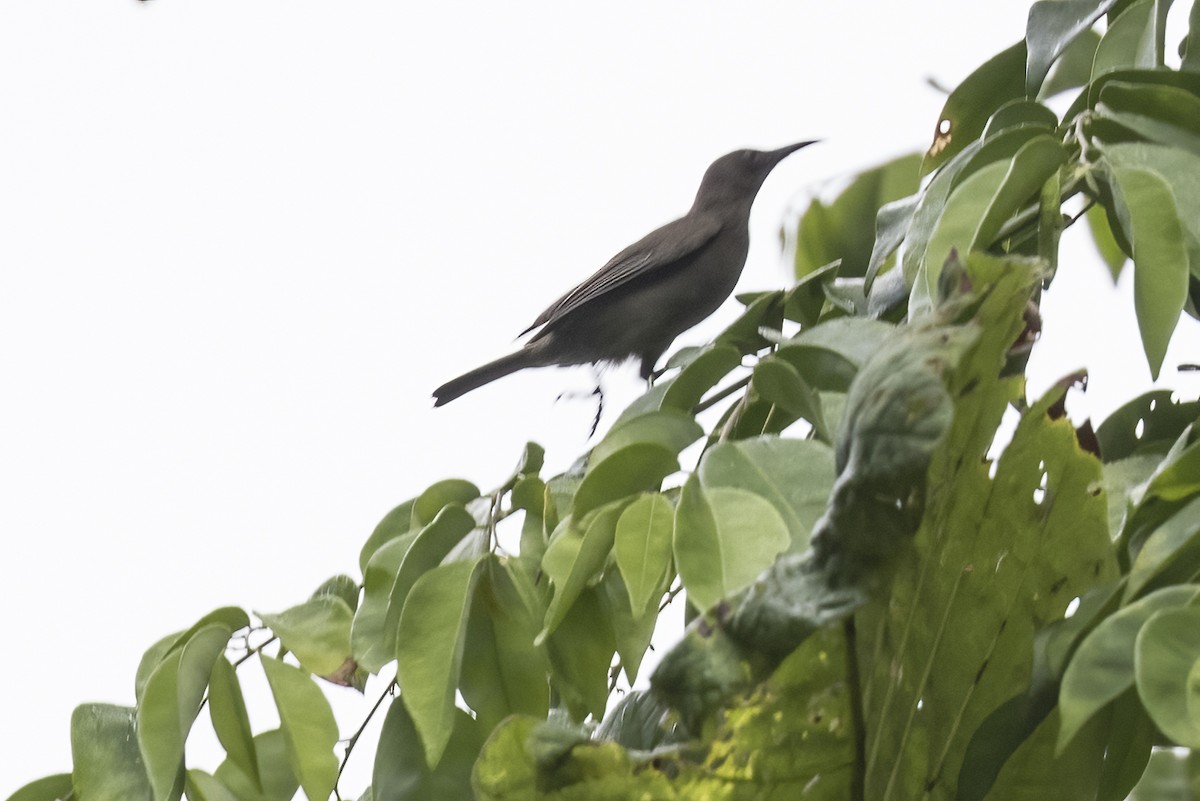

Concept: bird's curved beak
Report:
left=769, top=139, right=820, bottom=164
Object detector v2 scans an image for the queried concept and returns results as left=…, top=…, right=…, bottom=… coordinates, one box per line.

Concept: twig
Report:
left=335, top=680, right=397, bottom=800
left=693, top=375, right=751, bottom=415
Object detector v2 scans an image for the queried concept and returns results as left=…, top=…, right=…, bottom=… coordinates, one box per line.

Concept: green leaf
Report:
left=865, top=194, right=919, bottom=293
left=698, top=437, right=836, bottom=553
left=1097, top=82, right=1200, bottom=154
left=395, top=557, right=484, bottom=767
left=982, top=99, right=1059, bottom=138
left=775, top=318, right=895, bottom=392
left=460, top=558, right=550, bottom=730
left=310, top=574, right=359, bottom=612
left=926, top=41, right=1027, bottom=173
left=372, top=701, right=485, bottom=801
left=1125, top=496, right=1200, bottom=599
left=6, top=774, right=74, bottom=801
left=381, top=504, right=476, bottom=663
left=71, top=704, right=153, bottom=801
left=258, top=597, right=354, bottom=679
left=1096, top=390, right=1200, bottom=460
left=791, top=151, right=922, bottom=279
left=352, top=530, right=417, bottom=673
left=1027, top=0, right=1120, bottom=94
left=1058, top=585, right=1200, bottom=750
left=1086, top=201, right=1129, bottom=279
left=614, top=493, right=675, bottom=615
left=674, top=478, right=790, bottom=612
left=207, top=656, right=259, bottom=795
left=540, top=500, right=626, bottom=637
left=750, top=357, right=830, bottom=442
left=213, top=729, right=298, bottom=801
left=471, top=715, right=540, bottom=799
left=359, top=498, right=416, bottom=573
left=658, top=343, right=743, bottom=413
left=1093, top=0, right=1157, bottom=78
left=546, top=588, right=616, bottom=720
left=590, top=409, right=701, bottom=465
left=259, top=657, right=339, bottom=801
left=134, top=607, right=249, bottom=704
left=138, top=624, right=231, bottom=801
left=1135, top=606, right=1200, bottom=746
left=1040, top=28, right=1103, bottom=97
left=183, top=771, right=242, bottom=801
left=714, top=290, right=785, bottom=353
left=571, top=444, right=678, bottom=520
left=411, top=479, right=479, bottom=527
left=1106, top=163, right=1189, bottom=378
left=596, top=569, right=660, bottom=683
left=1185, top=0, right=1200, bottom=71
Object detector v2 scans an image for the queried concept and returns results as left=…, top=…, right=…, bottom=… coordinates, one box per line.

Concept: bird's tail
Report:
left=433, top=350, right=540, bottom=406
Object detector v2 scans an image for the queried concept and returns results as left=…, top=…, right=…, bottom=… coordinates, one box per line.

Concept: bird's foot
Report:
left=555, top=384, right=604, bottom=438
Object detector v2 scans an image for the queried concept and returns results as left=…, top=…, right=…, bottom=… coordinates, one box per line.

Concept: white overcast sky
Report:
left=3, top=0, right=1199, bottom=795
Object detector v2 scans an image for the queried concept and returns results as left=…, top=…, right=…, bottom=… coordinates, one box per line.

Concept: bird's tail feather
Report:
left=433, top=350, right=539, bottom=406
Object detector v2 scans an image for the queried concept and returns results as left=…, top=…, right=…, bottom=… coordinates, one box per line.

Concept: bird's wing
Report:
left=520, top=211, right=724, bottom=337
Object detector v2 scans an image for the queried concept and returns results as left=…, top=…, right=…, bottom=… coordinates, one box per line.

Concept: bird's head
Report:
left=693, top=140, right=818, bottom=211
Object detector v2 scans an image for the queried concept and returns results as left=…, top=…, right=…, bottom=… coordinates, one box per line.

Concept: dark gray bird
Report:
left=433, top=141, right=816, bottom=406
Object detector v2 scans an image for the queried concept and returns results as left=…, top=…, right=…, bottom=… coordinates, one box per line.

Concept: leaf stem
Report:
left=335, top=679, right=397, bottom=800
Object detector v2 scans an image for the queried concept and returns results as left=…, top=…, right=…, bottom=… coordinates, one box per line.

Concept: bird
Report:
left=433, top=141, right=817, bottom=407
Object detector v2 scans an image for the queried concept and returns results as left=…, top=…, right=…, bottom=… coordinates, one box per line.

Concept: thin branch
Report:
left=335, top=679, right=397, bottom=800
left=693, top=374, right=751, bottom=415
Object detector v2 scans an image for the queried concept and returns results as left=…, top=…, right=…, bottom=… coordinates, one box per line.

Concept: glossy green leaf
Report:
left=395, top=557, right=484, bottom=767
left=1086, top=201, right=1129, bottom=279
left=546, top=588, right=616, bottom=721
left=381, top=504, right=476, bottom=663
left=926, top=41, right=1026, bottom=173
left=865, top=194, right=919, bottom=293
left=1134, top=607, right=1200, bottom=746
left=571, top=444, right=677, bottom=520
left=596, top=569, right=660, bottom=683
left=183, top=771, right=241, bottom=801
left=792, top=151, right=922, bottom=279
left=258, top=597, right=353, bottom=679
left=1142, top=434, right=1200, bottom=502
left=1185, top=0, right=1200, bottom=71
left=775, top=317, right=894, bottom=392
left=138, top=624, right=230, bottom=801
left=351, top=530, right=418, bottom=673
left=658, top=343, right=743, bottom=413
left=134, top=608, right=249, bottom=704
left=411, top=479, right=479, bottom=527
left=71, top=704, right=153, bottom=801
left=310, top=574, right=359, bottom=612
left=674, top=478, right=790, bottom=612
left=1092, top=0, right=1155, bottom=77
left=1096, top=390, right=1200, bottom=460
left=972, top=135, right=1067, bottom=250
left=1125, top=496, right=1200, bottom=599
left=540, top=500, right=626, bottom=637
left=1097, top=82, right=1200, bottom=154
left=714, top=289, right=785, bottom=353
left=1027, top=0, right=1120, bottom=94
left=372, top=701, right=484, bottom=801
left=471, top=715, right=540, bottom=799
left=6, top=774, right=73, bottom=801
left=260, top=656, right=339, bottom=801
left=460, top=558, right=550, bottom=729
left=207, top=656, right=259, bottom=794
left=751, top=357, right=830, bottom=442
left=1039, top=28, right=1102, bottom=97
left=213, top=729, right=298, bottom=801
left=1058, top=585, right=1200, bottom=751
left=982, top=99, right=1059, bottom=139
left=590, top=409, right=701, bottom=465
left=614, top=493, right=675, bottom=615
left=698, top=437, right=836, bottom=553
left=1107, top=163, right=1189, bottom=378
left=359, top=498, right=416, bottom=572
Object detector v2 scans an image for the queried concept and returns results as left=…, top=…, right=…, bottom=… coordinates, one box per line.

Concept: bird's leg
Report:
left=554, top=374, right=605, bottom=439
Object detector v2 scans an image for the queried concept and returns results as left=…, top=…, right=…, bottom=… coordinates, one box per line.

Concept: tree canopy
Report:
left=9, top=0, right=1200, bottom=800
